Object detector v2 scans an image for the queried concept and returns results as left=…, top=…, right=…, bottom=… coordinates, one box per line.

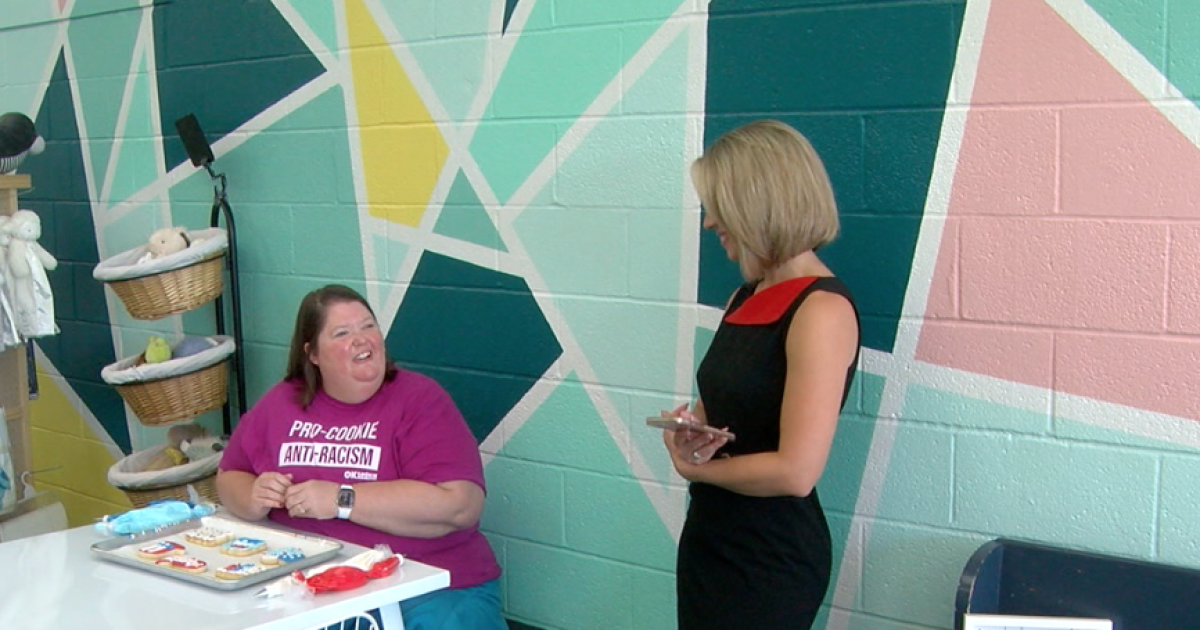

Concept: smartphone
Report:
left=646, top=417, right=736, bottom=441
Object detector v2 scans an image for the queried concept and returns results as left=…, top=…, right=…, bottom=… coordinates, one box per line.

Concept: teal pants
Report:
left=328, top=579, right=505, bottom=630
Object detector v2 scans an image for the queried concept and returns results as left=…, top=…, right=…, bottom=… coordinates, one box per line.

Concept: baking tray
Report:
left=91, top=515, right=343, bottom=591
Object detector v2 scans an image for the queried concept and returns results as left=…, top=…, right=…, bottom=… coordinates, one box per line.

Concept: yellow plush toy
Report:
left=144, top=336, right=172, bottom=363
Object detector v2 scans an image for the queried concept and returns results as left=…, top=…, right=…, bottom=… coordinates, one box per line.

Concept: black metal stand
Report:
left=204, top=163, right=246, bottom=435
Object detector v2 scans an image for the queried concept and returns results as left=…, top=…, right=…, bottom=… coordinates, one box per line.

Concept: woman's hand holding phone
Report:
left=646, top=417, right=735, bottom=441
left=652, top=404, right=734, bottom=467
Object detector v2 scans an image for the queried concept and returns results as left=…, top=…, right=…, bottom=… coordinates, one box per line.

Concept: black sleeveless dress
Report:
left=677, top=276, right=859, bottom=630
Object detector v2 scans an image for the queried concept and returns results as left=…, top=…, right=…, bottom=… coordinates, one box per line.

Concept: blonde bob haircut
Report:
left=691, top=119, right=838, bottom=280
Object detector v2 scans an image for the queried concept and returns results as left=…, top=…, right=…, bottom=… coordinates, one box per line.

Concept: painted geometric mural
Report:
left=702, top=1, right=966, bottom=355
left=5, top=1, right=1200, bottom=629
left=918, top=0, right=1200, bottom=422
left=153, top=0, right=325, bottom=172
left=20, top=52, right=130, bottom=453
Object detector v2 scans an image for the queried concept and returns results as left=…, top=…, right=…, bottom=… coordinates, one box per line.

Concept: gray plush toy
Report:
left=180, top=436, right=226, bottom=463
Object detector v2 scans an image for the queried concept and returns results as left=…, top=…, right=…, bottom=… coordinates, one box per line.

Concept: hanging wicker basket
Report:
left=108, top=445, right=222, bottom=508
left=93, top=228, right=229, bottom=320
left=101, top=336, right=235, bottom=426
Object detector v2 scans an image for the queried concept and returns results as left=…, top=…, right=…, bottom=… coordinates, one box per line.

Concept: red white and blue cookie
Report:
left=183, top=526, right=234, bottom=547
left=136, top=540, right=186, bottom=560
left=220, top=536, right=268, bottom=556
left=261, top=547, right=306, bottom=565
left=215, top=562, right=267, bottom=580
left=154, top=556, right=208, bottom=574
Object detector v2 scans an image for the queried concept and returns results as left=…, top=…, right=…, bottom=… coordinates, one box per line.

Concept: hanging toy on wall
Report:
left=3, top=210, right=57, bottom=338
left=0, top=113, right=45, bottom=175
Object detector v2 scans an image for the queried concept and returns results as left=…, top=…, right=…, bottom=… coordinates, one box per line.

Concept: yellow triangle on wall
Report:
left=346, top=0, right=449, bottom=227
left=28, top=368, right=132, bottom=528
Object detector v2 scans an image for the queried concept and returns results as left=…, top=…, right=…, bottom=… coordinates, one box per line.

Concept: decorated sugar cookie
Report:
left=261, top=547, right=305, bottom=565
left=136, top=540, right=186, bottom=560
left=215, top=562, right=267, bottom=580
left=220, top=537, right=268, bottom=556
left=184, top=527, right=234, bottom=547
left=155, top=556, right=208, bottom=574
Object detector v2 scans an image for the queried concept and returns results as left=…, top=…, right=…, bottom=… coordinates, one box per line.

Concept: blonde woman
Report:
left=661, top=120, right=861, bottom=629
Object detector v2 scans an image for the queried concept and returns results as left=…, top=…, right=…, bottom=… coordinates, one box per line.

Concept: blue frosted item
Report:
left=94, top=500, right=215, bottom=536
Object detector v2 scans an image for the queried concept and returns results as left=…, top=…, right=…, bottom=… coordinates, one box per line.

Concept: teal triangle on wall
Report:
left=469, top=1, right=674, bottom=203
left=70, top=0, right=140, bottom=19
left=503, top=0, right=519, bottom=33
left=372, top=233, right=409, bottom=284
left=371, top=233, right=410, bottom=316
left=387, top=252, right=562, bottom=441
left=499, top=373, right=627, bottom=473
left=66, top=8, right=141, bottom=192
left=288, top=0, right=339, bottom=58
left=1, top=22, right=59, bottom=114
left=107, top=54, right=159, bottom=203
left=434, top=171, right=507, bottom=252
left=489, top=373, right=677, bottom=572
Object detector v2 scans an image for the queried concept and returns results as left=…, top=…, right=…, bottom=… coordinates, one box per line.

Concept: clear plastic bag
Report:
left=0, top=408, right=15, bottom=513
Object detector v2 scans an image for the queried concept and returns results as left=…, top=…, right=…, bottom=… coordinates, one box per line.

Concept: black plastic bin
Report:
left=956, top=538, right=1200, bottom=630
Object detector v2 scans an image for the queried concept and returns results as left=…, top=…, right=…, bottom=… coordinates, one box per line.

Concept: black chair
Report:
left=956, top=538, right=1200, bottom=630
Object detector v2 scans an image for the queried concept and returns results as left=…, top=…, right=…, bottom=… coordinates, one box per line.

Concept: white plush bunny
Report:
left=0, top=216, right=12, bottom=289
left=0, top=216, right=17, bottom=348
left=4, top=209, right=57, bottom=338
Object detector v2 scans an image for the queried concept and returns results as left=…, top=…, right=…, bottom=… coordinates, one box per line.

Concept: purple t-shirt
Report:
left=219, top=369, right=501, bottom=588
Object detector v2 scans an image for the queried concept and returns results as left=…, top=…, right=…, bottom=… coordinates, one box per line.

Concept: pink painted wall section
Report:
left=1061, top=105, right=1200, bottom=218
left=923, top=217, right=958, bottom=319
left=1168, top=225, right=1200, bottom=335
left=947, top=109, right=1057, bottom=217
left=1056, top=333, right=1200, bottom=421
left=958, top=219, right=1167, bottom=332
left=969, top=0, right=1140, bottom=107
left=920, top=321, right=1055, bottom=388
left=916, top=0, right=1200, bottom=420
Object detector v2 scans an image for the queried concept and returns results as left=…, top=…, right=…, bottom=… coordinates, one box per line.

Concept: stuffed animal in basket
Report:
left=0, top=112, right=45, bottom=175
left=4, top=209, right=57, bottom=338
left=146, top=227, right=192, bottom=259
left=181, top=436, right=225, bottom=463
left=142, top=423, right=210, bottom=472
left=144, top=336, right=172, bottom=364
left=172, top=335, right=218, bottom=359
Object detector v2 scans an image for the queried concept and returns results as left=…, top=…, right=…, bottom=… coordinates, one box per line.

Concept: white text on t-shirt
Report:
left=288, top=420, right=379, bottom=441
left=278, top=442, right=381, bottom=469
left=278, top=420, right=382, bottom=471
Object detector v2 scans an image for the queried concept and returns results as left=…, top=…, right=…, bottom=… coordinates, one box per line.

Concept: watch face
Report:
left=337, top=487, right=354, bottom=509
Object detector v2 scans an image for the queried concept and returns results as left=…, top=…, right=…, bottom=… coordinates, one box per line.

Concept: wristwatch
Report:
left=336, top=484, right=355, bottom=520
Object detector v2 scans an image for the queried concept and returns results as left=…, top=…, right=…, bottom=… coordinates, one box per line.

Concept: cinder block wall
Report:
left=5, top=1, right=1200, bottom=629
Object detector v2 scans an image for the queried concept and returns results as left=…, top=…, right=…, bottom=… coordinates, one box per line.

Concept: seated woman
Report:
left=217, top=284, right=504, bottom=630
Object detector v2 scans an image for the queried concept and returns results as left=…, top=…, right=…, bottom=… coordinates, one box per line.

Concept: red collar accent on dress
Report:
left=724, top=276, right=820, bottom=325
